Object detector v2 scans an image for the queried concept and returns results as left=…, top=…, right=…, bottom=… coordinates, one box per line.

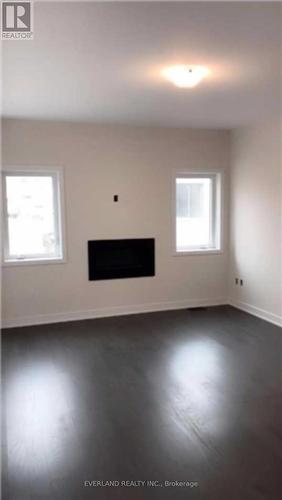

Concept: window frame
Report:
left=173, top=172, right=223, bottom=256
left=2, top=166, right=66, bottom=266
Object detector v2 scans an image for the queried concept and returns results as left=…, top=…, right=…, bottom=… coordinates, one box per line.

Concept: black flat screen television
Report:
left=88, top=239, right=155, bottom=281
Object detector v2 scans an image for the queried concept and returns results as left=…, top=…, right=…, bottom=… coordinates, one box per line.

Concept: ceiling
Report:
left=2, top=1, right=282, bottom=128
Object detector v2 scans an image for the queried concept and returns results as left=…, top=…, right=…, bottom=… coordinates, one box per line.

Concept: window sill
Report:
left=2, top=257, right=66, bottom=267
left=174, top=249, right=223, bottom=256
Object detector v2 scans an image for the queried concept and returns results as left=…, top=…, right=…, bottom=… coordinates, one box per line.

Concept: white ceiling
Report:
left=2, top=1, right=282, bottom=128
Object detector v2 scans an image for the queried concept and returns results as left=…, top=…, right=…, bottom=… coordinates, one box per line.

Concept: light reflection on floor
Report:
left=167, top=338, right=230, bottom=437
left=6, top=361, right=75, bottom=476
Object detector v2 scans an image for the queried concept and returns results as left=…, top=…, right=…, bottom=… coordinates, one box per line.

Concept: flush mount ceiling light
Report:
left=163, top=65, right=209, bottom=88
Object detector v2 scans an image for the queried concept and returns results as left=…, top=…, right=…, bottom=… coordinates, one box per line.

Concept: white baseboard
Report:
left=2, top=297, right=227, bottom=329
left=229, top=299, right=282, bottom=327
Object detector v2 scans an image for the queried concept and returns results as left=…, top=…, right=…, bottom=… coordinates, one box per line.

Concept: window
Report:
left=2, top=168, right=65, bottom=264
left=175, top=173, right=221, bottom=253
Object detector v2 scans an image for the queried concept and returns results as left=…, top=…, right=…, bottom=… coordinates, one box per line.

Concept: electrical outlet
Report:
left=235, top=278, right=239, bottom=285
left=240, top=279, right=243, bottom=286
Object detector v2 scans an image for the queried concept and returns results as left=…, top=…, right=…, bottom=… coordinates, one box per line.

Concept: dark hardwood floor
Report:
left=1, top=305, right=281, bottom=500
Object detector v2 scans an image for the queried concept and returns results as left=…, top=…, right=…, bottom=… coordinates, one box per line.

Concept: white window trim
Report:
left=172, top=171, right=224, bottom=256
left=1, top=166, right=67, bottom=266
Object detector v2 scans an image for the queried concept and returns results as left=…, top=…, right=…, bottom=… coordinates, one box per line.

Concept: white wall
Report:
left=229, top=117, right=282, bottom=325
left=2, top=119, right=230, bottom=327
